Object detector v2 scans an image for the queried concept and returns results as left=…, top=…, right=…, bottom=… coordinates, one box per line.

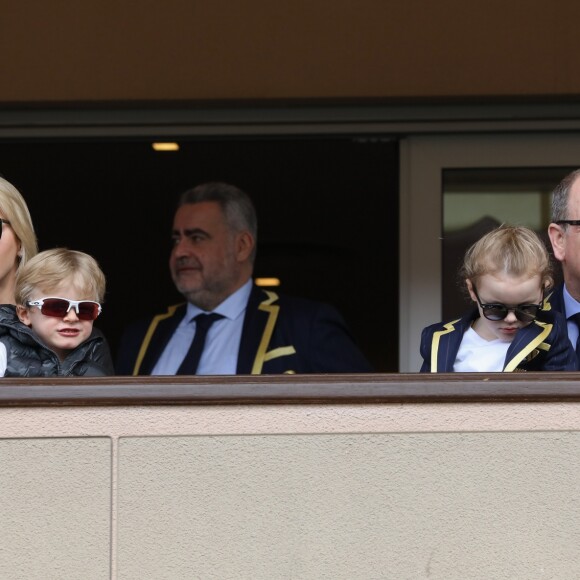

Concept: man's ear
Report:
left=548, top=223, right=566, bottom=262
left=16, top=305, right=32, bottom=326
left=235, top=231, right=255, bottom=262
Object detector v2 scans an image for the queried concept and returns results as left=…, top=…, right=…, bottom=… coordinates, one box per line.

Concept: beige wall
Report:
left=2, top=375, right=580, bottom=579
left=2, top=1, right=580, bottom=103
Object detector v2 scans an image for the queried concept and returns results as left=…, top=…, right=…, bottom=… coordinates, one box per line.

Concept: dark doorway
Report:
left=0, top=135, right=398, bottom=371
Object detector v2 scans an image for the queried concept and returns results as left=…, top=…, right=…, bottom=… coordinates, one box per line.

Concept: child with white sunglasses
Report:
left=0, top=247, right=113, bottom=376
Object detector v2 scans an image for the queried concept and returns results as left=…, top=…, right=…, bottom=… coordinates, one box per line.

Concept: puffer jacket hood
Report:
left=0, top=304, right=114, bottom=377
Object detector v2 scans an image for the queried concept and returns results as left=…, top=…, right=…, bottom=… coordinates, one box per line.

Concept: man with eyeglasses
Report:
left=115, top=181, right=373, bottom=375
left=547, top=168, right=580, bottom=367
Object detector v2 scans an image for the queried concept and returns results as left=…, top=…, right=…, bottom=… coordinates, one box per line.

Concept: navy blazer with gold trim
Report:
left=419, top=306, right=576, bottom=373
left=115, top=285, right=373, bottom=375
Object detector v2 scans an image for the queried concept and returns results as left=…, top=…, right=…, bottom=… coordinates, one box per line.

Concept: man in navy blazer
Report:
left=547, top=168, right=580, bottom=367
left=115, top=182, right=373, bottom=375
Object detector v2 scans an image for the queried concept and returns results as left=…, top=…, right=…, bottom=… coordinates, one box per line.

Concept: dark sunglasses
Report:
left=26, top=297, right=102, bottom=321
left=0, top=218, right=11, bottom=238
left=473, top=286, right=543, bottom=323
left=555, top=220, right=580, bottom=227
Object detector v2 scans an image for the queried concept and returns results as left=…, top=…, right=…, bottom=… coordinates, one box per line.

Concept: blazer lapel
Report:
left=135, top=303, right=186, bottom=375
left=504, top=320, right=552, bottom=372
left=237, top=286, right=279, bottom=374
left=431, top=310, right=476, bottom=372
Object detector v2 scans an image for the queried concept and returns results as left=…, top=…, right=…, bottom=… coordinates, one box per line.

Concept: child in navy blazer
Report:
left=420, top=225, right=576, bottom=372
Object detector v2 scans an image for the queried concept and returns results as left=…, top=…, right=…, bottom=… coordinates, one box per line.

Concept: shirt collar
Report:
left=185, top=278, right=252, bottom=322
left=563, top=283, right=580, bottom=318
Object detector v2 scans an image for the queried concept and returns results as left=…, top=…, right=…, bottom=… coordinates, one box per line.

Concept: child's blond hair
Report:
left=16, top=248, right=105, bottom=306
left=459, top=225, right=553, bottom=289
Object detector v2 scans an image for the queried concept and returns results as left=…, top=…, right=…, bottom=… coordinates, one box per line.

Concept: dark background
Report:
left=0, top=136, right=399, bottom=371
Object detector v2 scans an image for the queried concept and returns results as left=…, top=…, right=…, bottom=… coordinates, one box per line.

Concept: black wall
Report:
left=0, top=135, right=398, bottom=371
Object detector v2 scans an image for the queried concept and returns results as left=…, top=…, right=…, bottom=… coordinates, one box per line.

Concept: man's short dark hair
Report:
left=178, top=181, right=258, bottom=261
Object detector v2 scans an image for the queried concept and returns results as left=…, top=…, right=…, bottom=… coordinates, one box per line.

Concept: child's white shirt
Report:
left=453, top=326, right=510, bottom=372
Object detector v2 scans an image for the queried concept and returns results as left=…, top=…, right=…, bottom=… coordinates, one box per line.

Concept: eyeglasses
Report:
left=26, top=297, right=102, bottom=321
left=473, top=286, right=543, bottom=322
left=555, top=220, right=580, bottom=226
left=0, top=219, right=11, bottom=238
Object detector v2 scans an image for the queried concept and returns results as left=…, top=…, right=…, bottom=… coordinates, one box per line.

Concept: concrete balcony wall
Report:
left=1, top=374, right=580, bottom=579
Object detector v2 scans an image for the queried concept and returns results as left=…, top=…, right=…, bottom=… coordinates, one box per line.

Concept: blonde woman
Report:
left=0, top=176, right=38, bottom=304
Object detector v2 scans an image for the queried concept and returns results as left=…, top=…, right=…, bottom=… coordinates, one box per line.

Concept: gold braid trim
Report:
left=430, top=319, right=460, bottom=373
left=133, top=304, right=184, bottom=376
left=251, top=291, right=281, bottom=375
left=504, top=321, right=552, bottom=372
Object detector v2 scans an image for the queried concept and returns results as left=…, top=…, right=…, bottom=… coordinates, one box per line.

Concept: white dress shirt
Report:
left=151, top=279, right=253, bottom=375
left=563, top=284, right=580, bottom=349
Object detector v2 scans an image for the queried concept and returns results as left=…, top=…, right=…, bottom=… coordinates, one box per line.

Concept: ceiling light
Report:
left=152, top=142, right=179, bottom=152
left=255, top=277, right=281, bottom=287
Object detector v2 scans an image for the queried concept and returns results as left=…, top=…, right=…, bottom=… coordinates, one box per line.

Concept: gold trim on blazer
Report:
left=251, top=291, right=296, bottom=374
left=133, top=303, right=183, bottom=376
left=264, top=346, right=297, bottom=361
left=503, top=321, right=552, bottom=372
left=430, top=319, right=460, bottom=373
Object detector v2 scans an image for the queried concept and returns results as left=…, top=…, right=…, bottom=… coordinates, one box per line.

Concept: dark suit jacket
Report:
left=420, top=306, right=576, bottom=372
left=545, top=283, right=566, bottom=317
left=115, top=285, right=374, bottom=375
left=544, top=282, right=580, bottom=368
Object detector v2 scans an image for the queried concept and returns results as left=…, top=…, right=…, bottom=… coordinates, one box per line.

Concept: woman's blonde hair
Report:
left=0, top=176, right=38, bottom=271
left=459, top=224, right=553, bottom=290
left=16, top=248, right=106, bottom=306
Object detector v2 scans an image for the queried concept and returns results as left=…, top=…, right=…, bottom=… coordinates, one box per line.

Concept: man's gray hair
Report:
left=178, top=181, right=258, bottom=260
left=551, top=168, right=580, bottom=223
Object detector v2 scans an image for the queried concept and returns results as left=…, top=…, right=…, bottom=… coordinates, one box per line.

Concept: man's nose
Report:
left=173, top=237, right=192, bottom=255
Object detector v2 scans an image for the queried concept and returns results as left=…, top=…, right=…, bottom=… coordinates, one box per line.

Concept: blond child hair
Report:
left=16, top=248, right=105, bottom=306
left=459, top=224, right=553, bottom=292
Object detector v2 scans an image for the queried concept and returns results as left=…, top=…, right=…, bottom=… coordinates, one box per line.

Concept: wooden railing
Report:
left=2, top=371, right=580, bottom=405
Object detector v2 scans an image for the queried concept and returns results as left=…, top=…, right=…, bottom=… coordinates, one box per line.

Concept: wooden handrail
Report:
left=0, top=372, right=579, bottom=406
